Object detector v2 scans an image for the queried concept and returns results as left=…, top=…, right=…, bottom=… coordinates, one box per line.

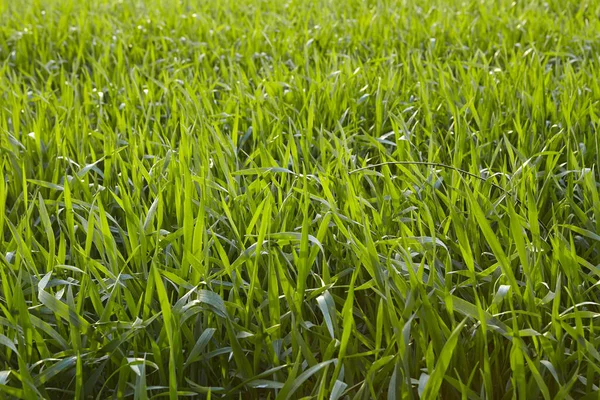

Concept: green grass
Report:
left=1, top=0, right=600, bottom=398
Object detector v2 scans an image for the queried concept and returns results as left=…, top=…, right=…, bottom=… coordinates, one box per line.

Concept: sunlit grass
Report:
left=1, top=0, right=600, bottom=398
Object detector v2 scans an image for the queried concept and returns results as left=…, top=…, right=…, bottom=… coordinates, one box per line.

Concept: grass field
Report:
left=1, top=0, right=600, bottom=398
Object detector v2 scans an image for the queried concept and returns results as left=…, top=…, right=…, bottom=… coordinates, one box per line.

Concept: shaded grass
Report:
left=1, top=0, right=600, bottom=398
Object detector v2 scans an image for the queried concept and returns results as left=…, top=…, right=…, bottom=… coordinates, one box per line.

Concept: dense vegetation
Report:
left=1, top=0, right=600, bottom=398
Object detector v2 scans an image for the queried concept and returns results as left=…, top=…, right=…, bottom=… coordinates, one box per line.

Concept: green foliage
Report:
left=1, top=0, right=600, bottom=398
